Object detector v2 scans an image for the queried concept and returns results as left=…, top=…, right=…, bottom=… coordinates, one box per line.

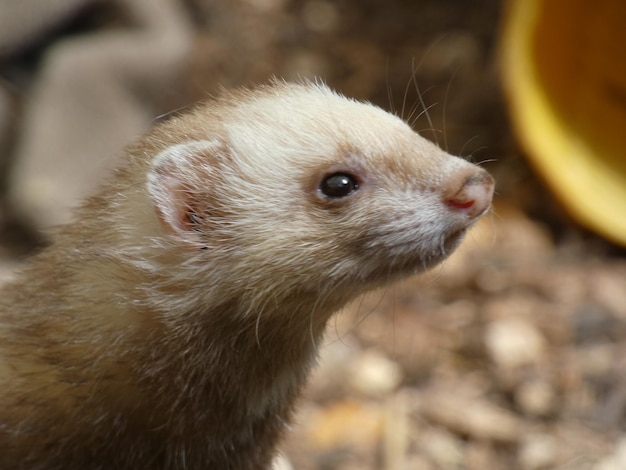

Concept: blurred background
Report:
left=1, top=0, right=625, bottom=468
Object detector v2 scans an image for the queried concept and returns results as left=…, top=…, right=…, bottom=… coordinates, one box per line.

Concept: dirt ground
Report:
left=1, top=1, right=625, bottom=469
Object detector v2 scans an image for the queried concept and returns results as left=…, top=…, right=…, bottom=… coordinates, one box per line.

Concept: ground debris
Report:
left=284, top=206, right=626, bottom=469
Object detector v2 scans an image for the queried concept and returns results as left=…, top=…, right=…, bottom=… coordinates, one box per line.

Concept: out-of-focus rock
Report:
left=514, top=377, right=556, bottom=417
left=518, top=433, right=558, bottom=470
left=418, top=392, right=524, bottom=443
left=418, top=428, right=464, bottom=469
left=485, top=317, right=546, bottom=369
left=589, top=267, right=626, bottom=320
left=594, top=437, right=626, bottom=470
left=348, top=349, right=403, bottom=397
left=307, top=400, right=384, bottom=451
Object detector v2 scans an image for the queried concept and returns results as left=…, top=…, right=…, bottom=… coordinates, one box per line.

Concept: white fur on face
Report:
left=144, top=82, right=493, bottom=313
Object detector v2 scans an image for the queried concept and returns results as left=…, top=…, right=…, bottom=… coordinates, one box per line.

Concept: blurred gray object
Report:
left=1, top=0, right=193, bottom=231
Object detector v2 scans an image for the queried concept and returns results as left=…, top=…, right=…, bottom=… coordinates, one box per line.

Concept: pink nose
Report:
left=444, top=170, right=495, bottom=220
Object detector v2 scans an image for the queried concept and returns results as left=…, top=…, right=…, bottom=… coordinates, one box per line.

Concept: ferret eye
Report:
left=320, top=173, right=359, bottom=198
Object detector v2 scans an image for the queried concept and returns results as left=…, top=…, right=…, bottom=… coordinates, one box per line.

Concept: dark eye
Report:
left=320, top=173, right=359, bottom=198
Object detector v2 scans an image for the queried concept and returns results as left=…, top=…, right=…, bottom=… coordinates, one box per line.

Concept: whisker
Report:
left=458, top=135, right=482, bottom=158
left=152, top=103, right=194, bottom=124
left=410, top=59, right=438, bottom=146
left=474, top=158, right=499, bottom=166
left=400, top=60, right=416, bottom=120
left=406, top=88, right=437, bottom=128
left=442, top=66, right=461, bottom=153
left=410, top=103, right=441, bottom=132
left=385, top=57, right=396, bottom=116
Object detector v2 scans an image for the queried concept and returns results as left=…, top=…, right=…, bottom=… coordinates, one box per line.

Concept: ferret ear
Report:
left=147, top=140, right=222, bottom=242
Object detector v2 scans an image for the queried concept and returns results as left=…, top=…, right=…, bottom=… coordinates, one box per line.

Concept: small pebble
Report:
left=515, top=378, right=556, bottom=417
left=420, top=393, right=523, bottom=443
left=519, top=433, right=558, bottom=470
left=485, top=318, right=546, bottom=369
left=349, top=349, right=403, bottom=397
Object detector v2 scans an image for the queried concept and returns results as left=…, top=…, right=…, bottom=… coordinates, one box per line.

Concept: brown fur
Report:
left=0, top=82, right=494, bottom=469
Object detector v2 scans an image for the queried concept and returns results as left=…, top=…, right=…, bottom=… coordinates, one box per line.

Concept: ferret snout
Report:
left=444, top=168, right=495, bottom=220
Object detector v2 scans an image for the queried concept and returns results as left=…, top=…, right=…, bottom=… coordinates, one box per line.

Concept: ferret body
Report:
left=0, top=82, right=494, bottom=469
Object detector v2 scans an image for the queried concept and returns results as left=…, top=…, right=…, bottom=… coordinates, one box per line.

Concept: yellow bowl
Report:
left=500, top=0, right=626, bottom=245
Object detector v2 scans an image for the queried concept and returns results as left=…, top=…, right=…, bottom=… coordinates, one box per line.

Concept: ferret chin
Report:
left=0, top=81, right=494, bottom=469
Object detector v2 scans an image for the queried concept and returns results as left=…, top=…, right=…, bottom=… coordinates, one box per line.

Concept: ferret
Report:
left=0, top=81, right=494, bottom=469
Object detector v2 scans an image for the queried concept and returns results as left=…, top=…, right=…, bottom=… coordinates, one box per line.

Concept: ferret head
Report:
left=144, top=82, right=494, bottom=314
